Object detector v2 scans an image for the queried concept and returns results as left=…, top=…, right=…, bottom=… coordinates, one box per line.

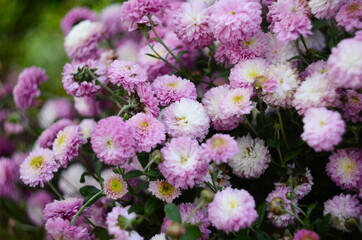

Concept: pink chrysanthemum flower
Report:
left=308, top=0, right=344, bottom=19
left=116, top=39, right=140, bottom=62
left=120, top=0, right=170, bottom=31
left=264, top=63, right=300, bottom=108
left=61, top=7, right=97, bottom=35
left=229, top=58, right=270, bottom=91
left=209, top=0, right=262, bottom=43
left=301, top=108, right=345, bottom=152
left=342, top=90, right=362, bottom=123
left=13, top=66, right=48, bottom=110
left=104, top=174, right=128, bottom=200
left=38, top=98, right=75, bottom=128
left=294, top=168, right=314, bottom=199
left=300, top=60, right=327, bottom=79
left=326, top=148, right=362, bottom=190
left=106, top=206, right=143, bottom=239
left=52, top=125, right=86, bottom=167
left=215, top=31, right=267, bottom=66
left=267, top=0, right=312, bottom=42
left=74, top=96, right=100, bottom=117
left=108, top=60, right=148, bottom=93
left=327, top=38, right=362, bottom=89
left=127, top=113, right=166, bottom=153
left=219, top=88, right=254, bottom=118
left=151, top=75, right=197, bottom=106
left=149, top=180, right=181, bottom=203
left=202, top=134, right=238, bottom=164
left=229, top=134, right=271, bottom=179
left=171, top=1, right=214, bottom=49
left=64, top=20, right=106, bottom=60
left=100, top=4, right=124, bottom=37
left=159, top=137, right=208, bottom=189
left=20, top=148, right=59, bottom=188
left=162, top=98, right=210, bottom=140
left=324, top=193, right=361, bottom=232
left=79, top=119, right=97, bottom=139
left=162, top=203, right=210, bottom=239
left=293, top=229, right=319, bottom=240
left=0, top=157, right=19, bottom=197
left=3, top=114, right=24, bottom=135
left=336, top=1, right=362, bottom=32
left=202, top=85, right=242, bottom=131
left=38, top=119, right=73, bottom=148
left=62, top=59, right=107, bottom=97
left=292, top=72, right=338, bottom=115
left=265, top=32, right=298, bottom=64
left=136, top=83, right=160, bottom=117
left=46, top=217, right=91, bottom=240
left=266, top=186, right=298, bottom=227
left=91, top=116, right=136, bottom=165
left=208, top=187, right=258, bottom=233
left=26, top=190, right=53, bottom=226
left=43, top=198, right=89, bottom=222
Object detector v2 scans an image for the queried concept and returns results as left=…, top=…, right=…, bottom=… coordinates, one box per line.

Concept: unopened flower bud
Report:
left=286, top=192, right=297, bottom=201
left=270, top=197, right=285, bottom=215
left=345, top=217, right=358, bottom=231
left=201, top=189, right=215, bottom=203
left=166, top=221, right=185, bottom=239
left=151, top=149, right=163, bottom=164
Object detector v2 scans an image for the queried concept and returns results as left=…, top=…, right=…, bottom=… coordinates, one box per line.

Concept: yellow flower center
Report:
left=230, top=11, right=235, bottom=15
left=140, top=121, right=149, bottom=128
left=167, top=82, right=178, bottom=88
left=30, top=156, right=43, bottom=169
left=233, top=95, right=244, bottom=103
left=227, top=199, right=238, bottom=209
left=319, top=121, right=325, bottom=125
left=109, top=179, right=124, bottom=192
left=244, top=38, right=254, bottom=48
left=57, top=134, right=66, bottom=147
left=180, top=155, right=189, bottom=164
left=211, top=138, right=225, bottom=149
left=176, top=116, right=188, bottom=124
left=159, top=182, right=174, bottom=196
left=105, top=138, right=114, bottom=149
left=340, top=158, right=357, bottom=176
left=348, top=3, right=359, bottom=13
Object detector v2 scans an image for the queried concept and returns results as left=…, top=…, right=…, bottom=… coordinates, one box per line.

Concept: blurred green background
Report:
left=0, top=0, right=121, bottom=96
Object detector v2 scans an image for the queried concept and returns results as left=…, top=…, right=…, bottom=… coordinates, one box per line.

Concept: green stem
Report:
left=183, top=200, right=205, bottom=224
left=48, top=182, right=64, bottom=200
left=276, top=108, right=289, bottom=149
left=283, top=208, right=306, bottom=227
left=79, top=155, right=99, bottom=181
left=144, top=158, right=156, bottom=172
left=71, top=190, right=104, bottom=225
left=117, top=103, right=135, bottom=116
left=300, top=35, right=308, bottom=52
left=211, top=161, right=218, bottom=191
left=291, top=202, right=306, bottom=217
left=294, top=40, right=309, bottom=65
left=258, top=91, right=266, bottom=124
left=244, top=117, right=259, bottom=137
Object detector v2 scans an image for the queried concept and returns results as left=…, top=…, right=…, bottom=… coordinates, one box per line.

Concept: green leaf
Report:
left=179, top=224, right=202, bottom=240
left=145, top=53, right=159, bottom=59
left=144, top=197, right=158, bottom=217
left=315, top=213, right=331, bottom=237
left=312, top=19, right=328, bottom=31
left=135, top=181, right=149, bottom=190
left=92, top=157, right=104, bottom=177
left=283, top=150, right=300, bottom=162
left=164, top=203, right=182, bottom=223
left=255, top=202, right=266, bottom=230
left=128, top=204, right=144, bottom=215
left=144, top=170, right=161, bottom=178
left=289, top=138, right=305, bottom=148
left=137, top=152, right=150, bottom=168
left=79, top=186, right=99, bottom=197
left=267, top=138, right=283, bottom=148
left=83, top=190, right=104, bottom=206
left=123, top=170, right=143, bottom=180
left=256, top=231, right=272, bottom=240
left=113, top=167, right=124, bottom=175
left=92, top=226, right=111, bottom=240
left=79, top=171, right=88, bottom=183
left=177, top=51, right=188, bottom=61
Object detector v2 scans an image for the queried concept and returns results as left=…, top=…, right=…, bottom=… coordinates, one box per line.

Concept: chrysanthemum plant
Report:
left=1, top=0, right=361, bottom=240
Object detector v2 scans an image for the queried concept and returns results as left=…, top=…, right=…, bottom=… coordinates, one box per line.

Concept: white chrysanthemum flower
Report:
left=219, top=88, right=254, bottom=118
left=308, top=0, right=344, bottom=19
left=150, top=233, right=166, bottom=240
left=162, top=98, right=210, bottom=140
left=265, top=33, right=297, bottom=64
left=79, top=119, right=97, bottom=139
left=264, top=63, right=301, bottom=108
left=229, top=134, right=271, bottom=179
left=302, top=30, right=326, bottom=53
left=292, top=72, right=337, bottom=115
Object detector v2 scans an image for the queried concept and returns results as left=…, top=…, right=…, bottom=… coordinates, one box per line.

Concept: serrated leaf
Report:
left=144, top=197, right=158, bottom=217
left=164, top=203, right=181, bottom=223
left=128, top=204, right=144, bottom=215
left=267, top=138, right=283, bottom=148
left=179, top=224, right=202, bottom=240
left=283, top=150, right=300, bottom=162
left=79, top=186, right=99, bottom=197
left=123, top=170, right=143, bottom=180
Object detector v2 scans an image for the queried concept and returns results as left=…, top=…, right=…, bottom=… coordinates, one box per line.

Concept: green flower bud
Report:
left=166, top=222, right=185, bottom=239
left=201, top=189, right=215, bottom=203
